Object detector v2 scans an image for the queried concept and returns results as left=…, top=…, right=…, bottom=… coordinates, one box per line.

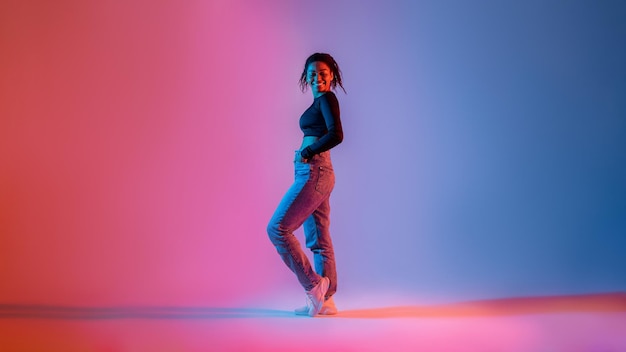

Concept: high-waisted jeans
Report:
left=267, top=150, right=337, bottom=297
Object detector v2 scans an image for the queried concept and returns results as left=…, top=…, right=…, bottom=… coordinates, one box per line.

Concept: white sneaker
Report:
left=295, top=295, right=337, bottom=316
left=304, top=277, right=329, bottom=317
left=320, top=296, right=337, bottom=315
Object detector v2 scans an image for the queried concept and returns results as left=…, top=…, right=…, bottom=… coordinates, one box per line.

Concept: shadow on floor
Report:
left=335, top=292, right=626, bottom=319
left=0, top=305, right=294, bottom=319
left=1, top=292, right=624, bottom=320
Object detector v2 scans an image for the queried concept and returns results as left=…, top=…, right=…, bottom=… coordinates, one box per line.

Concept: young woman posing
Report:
left=267, top=53, right=345, bottom=317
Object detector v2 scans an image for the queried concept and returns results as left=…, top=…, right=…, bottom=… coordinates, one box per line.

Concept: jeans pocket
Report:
left=315, top=166, right=334, bottom=195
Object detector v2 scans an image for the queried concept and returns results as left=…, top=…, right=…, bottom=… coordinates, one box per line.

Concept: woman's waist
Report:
left=294, top=149, right=332, bottom=167
left=300, top=135, right=319, bottom=149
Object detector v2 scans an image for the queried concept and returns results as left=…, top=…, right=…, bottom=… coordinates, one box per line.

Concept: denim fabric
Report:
left=267, top=150, right=337, bottom=296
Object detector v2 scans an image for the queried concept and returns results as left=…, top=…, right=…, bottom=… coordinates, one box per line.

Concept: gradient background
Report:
left=1, top=0, right=625, bottom=308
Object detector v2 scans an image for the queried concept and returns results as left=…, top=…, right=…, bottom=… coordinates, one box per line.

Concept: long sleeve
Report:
left=301, top=92, right=343, bottom=158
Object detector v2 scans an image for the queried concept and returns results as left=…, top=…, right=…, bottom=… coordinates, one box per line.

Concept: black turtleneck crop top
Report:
left=299, top=91, right=343, bottom=159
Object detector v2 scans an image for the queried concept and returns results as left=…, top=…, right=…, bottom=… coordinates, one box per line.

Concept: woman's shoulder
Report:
left=318, top=91, right=339, bottom=104
left=324, top=91, right=338, bottom=99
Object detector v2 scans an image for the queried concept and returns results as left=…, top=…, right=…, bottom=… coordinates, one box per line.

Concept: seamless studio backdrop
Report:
left=1, top=0, right=625, bottom=308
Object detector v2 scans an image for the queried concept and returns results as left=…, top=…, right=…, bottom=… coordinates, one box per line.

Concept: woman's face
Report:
left=307, top=61, right=334, bottom=96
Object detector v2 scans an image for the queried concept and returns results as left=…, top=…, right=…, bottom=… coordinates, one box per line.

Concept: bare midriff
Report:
left=300, top=136, right=319, bottom=150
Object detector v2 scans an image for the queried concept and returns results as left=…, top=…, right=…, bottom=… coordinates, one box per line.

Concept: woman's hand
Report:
left=294, top=150, right=308, bottom=163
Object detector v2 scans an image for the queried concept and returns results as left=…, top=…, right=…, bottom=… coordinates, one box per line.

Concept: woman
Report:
left=267, top=53, right=345, bottom=317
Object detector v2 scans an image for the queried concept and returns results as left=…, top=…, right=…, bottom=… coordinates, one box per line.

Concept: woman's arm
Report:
left=300, top=92, right=343, bottom=159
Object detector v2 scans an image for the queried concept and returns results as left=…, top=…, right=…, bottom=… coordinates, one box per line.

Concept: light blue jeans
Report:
left=267, top=150, right=337, bottom=297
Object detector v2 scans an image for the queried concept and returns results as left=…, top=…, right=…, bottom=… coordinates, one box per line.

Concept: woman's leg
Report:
left=303, top=197, right=337, bottom=298
left=267, top=159, right=332, bottom=291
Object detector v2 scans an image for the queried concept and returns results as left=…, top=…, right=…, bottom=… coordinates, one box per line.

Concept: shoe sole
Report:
left=295, top=306, right=337, bottom=316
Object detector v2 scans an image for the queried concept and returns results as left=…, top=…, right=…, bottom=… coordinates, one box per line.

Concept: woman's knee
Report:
left=267, top=219, right=286, bottom=244
left=267, top=219, right=277, bottom=235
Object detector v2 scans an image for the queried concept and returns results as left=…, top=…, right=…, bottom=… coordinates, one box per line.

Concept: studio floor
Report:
left=1, top=293, right=625, bottom=351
